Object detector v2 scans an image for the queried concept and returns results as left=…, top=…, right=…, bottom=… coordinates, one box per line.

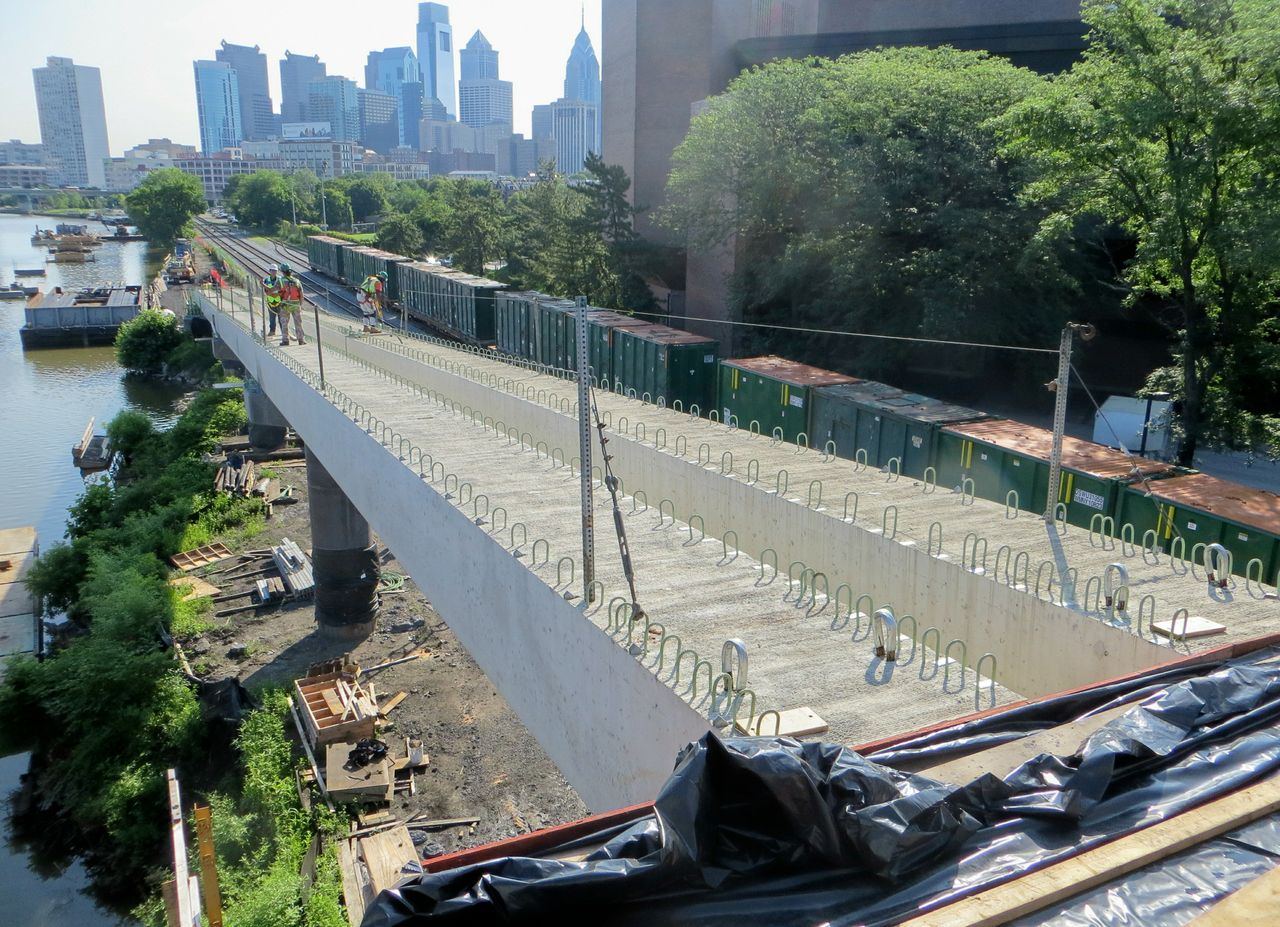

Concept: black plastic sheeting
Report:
left=1010, top=813, right=1280, bottom=927
left=363, top=646, right=1280, bottom=926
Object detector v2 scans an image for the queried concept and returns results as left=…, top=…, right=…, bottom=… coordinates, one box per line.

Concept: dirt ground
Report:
left=181, top=454, right=588, bottom=855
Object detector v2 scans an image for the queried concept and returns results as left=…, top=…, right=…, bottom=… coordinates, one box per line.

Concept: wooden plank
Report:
left=320, top=690, right=344, bottom=719
left=360, top=650, right=429, bottom=676
left=287, top=696, right=335, bottom=811
left=734, top=705, right=829, bottom=738
left=336, top=839, right=366, bottom=927
left=359, top=825, right=419, bottom=895
left=166, top=770, right=196, bottom=927
left=1152, top=615, right=1228, bottom=640
left=325, top=742, right=393, bottom=799
left=193, top=804, right=224, bottom=927
left=378, top=691, right=409, bottom=717
left=1187, top=863, right=1280, bottom=925
left=901, top=775, right=1280, bottom=927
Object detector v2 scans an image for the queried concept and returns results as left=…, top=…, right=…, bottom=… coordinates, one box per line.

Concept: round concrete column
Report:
left=306, top=449, right=379, bottom=639
left=243, top=377, right=289, bottom=451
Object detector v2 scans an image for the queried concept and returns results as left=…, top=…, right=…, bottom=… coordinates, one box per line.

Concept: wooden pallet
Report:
left=170, top=542, right=234, bottom=571
left=294, top=672, right=378, bottom=749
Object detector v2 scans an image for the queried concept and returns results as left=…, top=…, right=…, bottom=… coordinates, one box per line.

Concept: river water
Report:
left=0, top=212, right=180, bottom=926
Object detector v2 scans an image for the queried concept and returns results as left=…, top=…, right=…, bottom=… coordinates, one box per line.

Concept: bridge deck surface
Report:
left=217, top=294, right=1021, bottom=745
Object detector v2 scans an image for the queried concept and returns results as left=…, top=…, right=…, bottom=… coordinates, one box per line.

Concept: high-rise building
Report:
left=416, top=2, right=457, bottom=119
left=193, top=60, right=243, bottom=154
left=0, top=140, right=46, bottom=166
left=549, top=98, right=598, bottom=174
left=458, top=32, right=512, bottom=133
left=215, top=41, right=275, bottom=140
left=308, top=76, right=359, bottom=143
left=358, top=88, right=400, bottom=154
left=365, top=47, right=421, bottom=146
left=562, top=18, right=603, bottom=156
left=280, top=51, right=326, bottom=124
left=32, top=56, right=111, bottom=188
left=531, top=104, right=553, bottom=141
left=459, top=29, right=498, bottom=80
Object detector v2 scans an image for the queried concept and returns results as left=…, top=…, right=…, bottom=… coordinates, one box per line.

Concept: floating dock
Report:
left=19, top=284, right=143, bottom=348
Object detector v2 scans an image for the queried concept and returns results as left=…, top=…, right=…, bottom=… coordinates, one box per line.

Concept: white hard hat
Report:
left=267, top=264, right=279, bottom=273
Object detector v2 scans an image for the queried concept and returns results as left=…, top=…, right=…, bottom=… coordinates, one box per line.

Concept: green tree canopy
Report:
left=661, top=47, right=1070, bottom=380
left=376, top=212, right=425, bottom=257
left=124, top=168, right=205, bottom=244
left=224, top=170, right=294, bottom=229
left=339, top=174, right=392, bottom=222
left=507, top=165, right=612, bottom=303
left=1001, top=0, right=1280, bottom=461
left=115, top=309, right=185, bottom=375
left=441, top=180, right=508, bottom=275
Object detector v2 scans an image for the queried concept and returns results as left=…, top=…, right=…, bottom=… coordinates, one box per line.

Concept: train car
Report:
left=399, top=262, right=505, bottom=344
left=935, top=419, right=1174, bottom=526
left=719, top=357, right=858, bottom=443
left=494, top=290, right=541, bottom=360
left=306, top=235, right=349, bottom=282
left=611, top=325, right=718, bottom=411
left=809, top=382, right=990, bottom=479
left=1114, top=471, right=1280, bottom=580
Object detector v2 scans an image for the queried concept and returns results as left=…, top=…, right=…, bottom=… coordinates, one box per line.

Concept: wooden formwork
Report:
left=294, top=671, right=377, bottom=749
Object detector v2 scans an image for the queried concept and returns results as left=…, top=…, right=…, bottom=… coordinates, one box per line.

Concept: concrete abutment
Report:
left=306, top=448, right=379, bottom=639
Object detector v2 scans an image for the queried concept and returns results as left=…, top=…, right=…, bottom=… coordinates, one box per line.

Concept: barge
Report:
left=19, top=284, right=143, bottom=348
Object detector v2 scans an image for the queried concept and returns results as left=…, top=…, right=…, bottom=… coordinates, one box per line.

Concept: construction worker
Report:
left=277, top=262, right=305, bottom=346
left=261, top=264, right=283, bottom=336
left=359, top=270, right=386, bottom=333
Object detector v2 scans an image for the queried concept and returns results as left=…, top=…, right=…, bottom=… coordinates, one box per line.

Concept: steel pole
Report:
left=576, top=296, right=595, bottom=601
left=312, top=297, right=326, bottom=391
left=1045, top=324, right=1076, bottom=520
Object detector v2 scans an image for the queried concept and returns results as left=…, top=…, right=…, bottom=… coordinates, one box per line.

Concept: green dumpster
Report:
left=719, top=357, right=857, bottom=443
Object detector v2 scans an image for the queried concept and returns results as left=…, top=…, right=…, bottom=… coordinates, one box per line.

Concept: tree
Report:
left=662, top=47, right=1070, bottom=379
left=340, top=174, right=392, bottom=222
left=1001, top=0, right=1280, bottom=461
left=579, top=153, right=656, bottom=311
left=376, top=213, right=425, bottom=256
left=115, top=309, right=185, bottom=375
left=506, top=167, right=612, bottom=302
left=441, top=180, right=507, bottom=275
left=224, top=170, right=294, bottom=229
left=125, top=168, right=205, bottom=244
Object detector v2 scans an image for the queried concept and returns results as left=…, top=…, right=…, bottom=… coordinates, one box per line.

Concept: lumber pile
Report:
left=273, top=538, right=314, bottom=597
left=338, top=825, right=421, bottom=927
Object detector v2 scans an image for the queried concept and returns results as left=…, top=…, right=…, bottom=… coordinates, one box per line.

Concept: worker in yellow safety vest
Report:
left=277, top=263, right=306, bottom=346
left=261, top=264, right=283, bottom=336
left=359, top=271, right=386, bottom=333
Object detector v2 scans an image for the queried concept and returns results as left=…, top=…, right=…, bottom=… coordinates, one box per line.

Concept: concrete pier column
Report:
left=306, top=449, right=379, bottom=639
left=243, top=377, right=289, bottom=451
left=210, top=333, right=244, bottom=376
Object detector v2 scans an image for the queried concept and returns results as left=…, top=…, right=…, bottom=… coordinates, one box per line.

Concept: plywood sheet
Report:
left=359, top=825, right=419, bottom=896
left=325, top=742, right=392, bottom=799
left=1152, top=616, right=1228, bottom=640
left=735, top=706, right=829, bottom=737
left=1187, top=862, right=1280, bottom=925
left=169, top=575, right=220, bottom=600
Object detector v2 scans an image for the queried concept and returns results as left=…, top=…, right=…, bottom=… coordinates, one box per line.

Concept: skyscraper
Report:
left=562, top=17, right=602, bottom=154
left=280, top=51, right=326, bottom=125
left=550, top=98, right=598, bottom=174
left=358, top=88, right=399, bottom=154
left=416, top=2, right=457, bottom=119
left=458, top=32, right=513, bottom=133
left=193, top=60, right=243, bottom=154
left=308, top=76, right=359, bottom=142
left=32, top=56, right=111, bottom=188
left=365, top=47, right=420, bottom=146
left=459, top=29, right=498, bottom=80
left=215, top=41, right=274, bottom=140
left=531, top=104, right=554, bottom=141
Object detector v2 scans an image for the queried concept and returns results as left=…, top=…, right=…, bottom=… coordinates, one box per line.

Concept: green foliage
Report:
left=1000, top=0, right=1280, bottom=460
left=0, top=386, right=267, bottom=898
left=225, top=171, right=295, bottom=230
left=336, top=174, right=392, bottom=222
left=165, top=338, right=218, bottom=380
left=125, top=168, right=206, bottom=244
left=375, top=212, right=425, bottom=257
left=663, top=47, right=1067, bottom=379
left=441, top=179, right=508, bottom=274
left=106, top=410, right=156, bottom=459
left=116, top=309, right=185, bottom=375
left=507, top=168, right=613, bottom=304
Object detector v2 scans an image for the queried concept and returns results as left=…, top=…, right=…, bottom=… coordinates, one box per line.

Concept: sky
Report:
left=0, top=0, right=601, bottom=153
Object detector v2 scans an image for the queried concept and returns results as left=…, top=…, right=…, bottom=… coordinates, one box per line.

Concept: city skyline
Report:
left=0, top=0, right=602, bottom=154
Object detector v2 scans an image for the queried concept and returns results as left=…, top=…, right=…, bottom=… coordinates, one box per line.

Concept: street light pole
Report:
left=320, top=161, right=328, bottom=229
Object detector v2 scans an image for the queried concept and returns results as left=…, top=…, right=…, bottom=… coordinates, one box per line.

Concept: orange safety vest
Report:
left=280, top=278, right=303, bottom=303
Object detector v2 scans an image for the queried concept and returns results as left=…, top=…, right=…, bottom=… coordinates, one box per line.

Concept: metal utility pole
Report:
left=1044, top=323, right=1096, bottom=521
left=576, top=296, right=595, bottom=601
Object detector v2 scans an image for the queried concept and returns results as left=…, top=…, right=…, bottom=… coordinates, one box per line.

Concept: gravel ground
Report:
left=182, top=457, right=588, bottom=854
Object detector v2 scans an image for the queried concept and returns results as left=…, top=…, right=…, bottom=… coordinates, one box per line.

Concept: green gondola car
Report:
left=719, top=357, right=857, bottom=443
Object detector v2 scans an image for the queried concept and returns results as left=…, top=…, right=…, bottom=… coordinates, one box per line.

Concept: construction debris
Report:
left=272, top=538, right=315, bottom=598
left=170, top=542, right=234, bottom=572
left=294, top=668, right=378, bottom=749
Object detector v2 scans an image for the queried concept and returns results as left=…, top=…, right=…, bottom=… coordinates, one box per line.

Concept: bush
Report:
left=107, top=410, right=156, bottom=459
left=166, top=339, right=218, bottom=380
left=116, top=310, right=184, bottom=375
